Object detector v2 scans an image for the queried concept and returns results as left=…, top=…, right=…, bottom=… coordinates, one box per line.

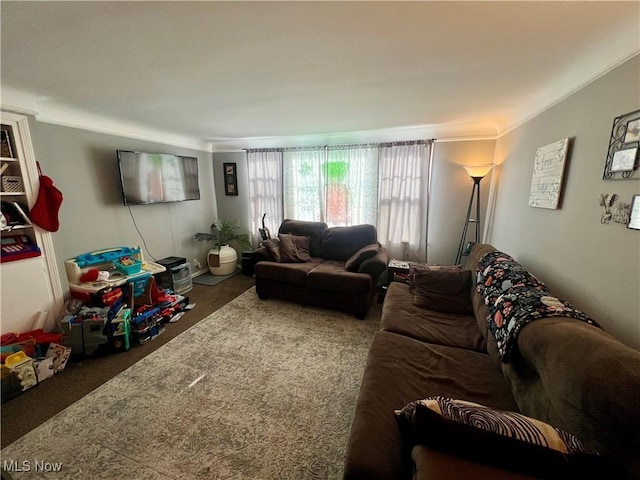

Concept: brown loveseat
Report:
left=344, top=243, right=640, bottom=480
left=253, top=219, right=389, bottom=319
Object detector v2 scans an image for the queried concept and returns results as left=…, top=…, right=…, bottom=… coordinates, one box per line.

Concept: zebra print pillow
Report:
left=396, top=397, right=611, bottom=478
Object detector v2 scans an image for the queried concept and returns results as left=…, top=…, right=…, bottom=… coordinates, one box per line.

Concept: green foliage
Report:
left=194, top=218, right=251, bottom=250
left=324, top=161, right=348, bottom=183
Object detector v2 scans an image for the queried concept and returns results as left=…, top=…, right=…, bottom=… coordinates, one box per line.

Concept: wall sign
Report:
left=529, top=137, right=570, bottom=209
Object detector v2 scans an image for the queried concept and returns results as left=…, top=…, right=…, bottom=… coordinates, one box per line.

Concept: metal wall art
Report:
left=603, top=109, right=640, bottom=180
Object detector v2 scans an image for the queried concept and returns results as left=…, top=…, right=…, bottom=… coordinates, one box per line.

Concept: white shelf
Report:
left=0, top=157, right=18, bottom=162
left=1, top=191, right=27, bottom=196
left=1, top=225, right=33, bottom=232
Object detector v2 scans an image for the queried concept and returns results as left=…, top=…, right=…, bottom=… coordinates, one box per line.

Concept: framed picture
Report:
left=625, top=119, right=640, bottom=143
left=610, top=147, right=638, bottom=172
left=223, top=162, right=238, bottom=196
left=627, top=195, right=640, bottom=230
left=1, top=127, right=14, bottom=158
left=628, top=195, right=640, bottom=230
left=603, top=109, right=640, bottom=180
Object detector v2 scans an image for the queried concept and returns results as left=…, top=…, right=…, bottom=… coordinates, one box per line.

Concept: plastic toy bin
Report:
left=128, top=272, right=151, bottom=297
left=114, top=257, right=142, bottom=275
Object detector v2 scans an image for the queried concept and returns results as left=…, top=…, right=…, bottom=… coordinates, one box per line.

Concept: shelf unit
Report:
left=1, top=129, right=38, bottom=241
left=1, top=111, right=64, bottom=334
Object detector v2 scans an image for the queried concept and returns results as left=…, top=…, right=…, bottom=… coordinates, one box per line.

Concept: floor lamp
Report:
left=455, top=165, right=493, bottom=264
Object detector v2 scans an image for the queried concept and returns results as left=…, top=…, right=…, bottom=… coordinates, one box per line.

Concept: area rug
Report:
left=1, top=288, right=381, bottom=480
left=192, top=267, right=241, bottom=286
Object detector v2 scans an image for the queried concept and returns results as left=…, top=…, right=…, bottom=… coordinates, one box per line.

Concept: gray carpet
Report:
left=192, top=267, right=241, bottom=286
left=1, top=288, right=380, bottom=479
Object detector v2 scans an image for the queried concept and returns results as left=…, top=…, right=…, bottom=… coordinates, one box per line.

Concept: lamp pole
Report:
left=455, top=165, right=493, bottom=265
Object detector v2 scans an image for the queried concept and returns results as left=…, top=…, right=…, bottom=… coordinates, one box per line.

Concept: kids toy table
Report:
left=65, top=247, right=166, bottom=295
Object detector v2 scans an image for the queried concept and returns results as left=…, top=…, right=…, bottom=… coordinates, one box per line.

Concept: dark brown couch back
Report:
left=320, top=224, right=378, bottom=261
left=278, top=219, right=328, bottom=257
left=464, top=244, right=640, bottom=472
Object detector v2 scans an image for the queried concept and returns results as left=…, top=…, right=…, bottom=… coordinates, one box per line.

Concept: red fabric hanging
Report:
left=29, top=162, right=63, bottom=232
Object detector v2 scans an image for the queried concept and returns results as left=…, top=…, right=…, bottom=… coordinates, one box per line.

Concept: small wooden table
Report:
left=387, top=259, right=411, bottom=284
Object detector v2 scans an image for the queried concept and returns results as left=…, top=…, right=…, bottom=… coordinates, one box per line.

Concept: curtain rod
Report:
left=244, top=139, right=436, bottom=153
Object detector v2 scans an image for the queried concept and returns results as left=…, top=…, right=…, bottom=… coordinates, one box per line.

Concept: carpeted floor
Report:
left=1, top=282, right=380, bottom=479
left=0, top=273, right=255, bottom=449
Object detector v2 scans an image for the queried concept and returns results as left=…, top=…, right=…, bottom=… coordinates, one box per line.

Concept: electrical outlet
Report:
left=193, top=258, right=202, bottom=271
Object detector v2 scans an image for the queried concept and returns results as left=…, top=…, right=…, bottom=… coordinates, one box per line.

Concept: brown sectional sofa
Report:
left=253, top=219, right=389, bottom=319
left=344, top=243, right=640, bottom=480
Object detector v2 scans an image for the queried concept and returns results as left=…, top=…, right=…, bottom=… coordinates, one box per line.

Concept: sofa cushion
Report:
left=320, top=224, right=377, bottom=261
left=278, top=233, right=312, bottom=262
left=306, top=260, right=371, bottom=294
left=278, top=219, right=327, bottom=257
left=396, top=396, right=610, bottom=479
left=345, top=242, right=380, bottom=272
left=343, top=331, right=518, bottom=480
left=381, top=282, right=486, bottom=352
left=409, top=264, right=473, bottom=314
left=254, top=260, right=321, bottom=284
left=261, top=238, right=281, bottom=262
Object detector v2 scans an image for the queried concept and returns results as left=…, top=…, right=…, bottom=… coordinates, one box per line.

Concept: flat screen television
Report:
left=117, top=150, right=200, bottom=205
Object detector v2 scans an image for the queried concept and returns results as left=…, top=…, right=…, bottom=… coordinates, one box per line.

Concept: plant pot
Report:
left=207, top=245, right=238, bottom=276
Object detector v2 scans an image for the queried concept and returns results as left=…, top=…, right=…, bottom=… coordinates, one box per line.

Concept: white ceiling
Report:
left=1, top=1, right=639, bottom=151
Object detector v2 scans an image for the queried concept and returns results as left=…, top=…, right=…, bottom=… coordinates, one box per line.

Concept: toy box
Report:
left=114, top=256, right=142, bottom=275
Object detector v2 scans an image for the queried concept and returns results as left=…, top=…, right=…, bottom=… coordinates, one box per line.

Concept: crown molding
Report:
left=1, top=87, right=210, bottom=152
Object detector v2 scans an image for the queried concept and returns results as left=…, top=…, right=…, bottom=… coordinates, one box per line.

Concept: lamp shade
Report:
left=463, top=164, right=493, bottom=179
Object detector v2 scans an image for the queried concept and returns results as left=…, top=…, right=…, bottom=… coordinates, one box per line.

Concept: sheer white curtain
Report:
left=283, top=146, right=378, bottom=227
left=246, top=149, right=283, bottom=245
left=325, top=145, right=378, bottom=226
left=283, top=148, right=325, bottom=222
left=377, top=141, right=432, bottom=262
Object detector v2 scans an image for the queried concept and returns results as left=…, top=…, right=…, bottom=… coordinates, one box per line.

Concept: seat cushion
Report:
left=344, top=331, right=517, bottom=480
left=381, top=282, right=486, bottom=352
left=306, top=260, right=371, bottom=294
left=254, top=260, right=321, bottom=284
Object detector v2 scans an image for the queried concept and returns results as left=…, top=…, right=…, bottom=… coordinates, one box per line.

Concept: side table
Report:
left=387, top=259, right=411, bottom=284
left=378, top=259, right=411, bottom=303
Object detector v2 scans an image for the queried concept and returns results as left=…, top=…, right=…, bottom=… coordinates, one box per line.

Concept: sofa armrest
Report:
left=358, top=246, right=389, bottom=284
left=252, top=246, right=272, bottom=263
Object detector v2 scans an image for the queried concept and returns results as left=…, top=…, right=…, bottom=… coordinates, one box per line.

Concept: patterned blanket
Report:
left=476, top=251, right=600, bottom=363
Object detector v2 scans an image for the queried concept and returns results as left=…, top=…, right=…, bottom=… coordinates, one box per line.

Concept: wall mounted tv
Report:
left=117, top=150, right=200, bottom=206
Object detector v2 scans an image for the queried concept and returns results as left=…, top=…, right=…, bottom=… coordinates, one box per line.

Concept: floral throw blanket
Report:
left=476, top=251, right=600, bottom=363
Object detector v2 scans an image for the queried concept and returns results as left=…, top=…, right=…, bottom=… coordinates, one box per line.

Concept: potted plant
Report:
left=195, top=219, right=251, bottom=275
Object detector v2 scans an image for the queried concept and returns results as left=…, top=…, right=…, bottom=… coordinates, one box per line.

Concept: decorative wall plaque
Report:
left=529, top=138, right=570, bottom=209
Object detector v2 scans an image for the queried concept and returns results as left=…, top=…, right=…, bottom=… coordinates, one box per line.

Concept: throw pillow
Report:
left=408, top=263, right=461, bottom=291
left=345, top=243, right=380, bottom=272
left=278, top=234, right=312, bottom=263
left=396, top=396, right=608, bottom=479
left=409, top=265, right=472, bottom=314
left=262, top=238, right=281, bottom=262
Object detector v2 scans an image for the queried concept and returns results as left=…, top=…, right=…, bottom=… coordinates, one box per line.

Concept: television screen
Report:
left=117, top=150, right=200, bottom=205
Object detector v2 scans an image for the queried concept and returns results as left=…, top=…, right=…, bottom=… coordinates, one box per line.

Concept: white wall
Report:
left=31, top=122, right=218, bottom=289
left=488, top=55, right=640, bottom=349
